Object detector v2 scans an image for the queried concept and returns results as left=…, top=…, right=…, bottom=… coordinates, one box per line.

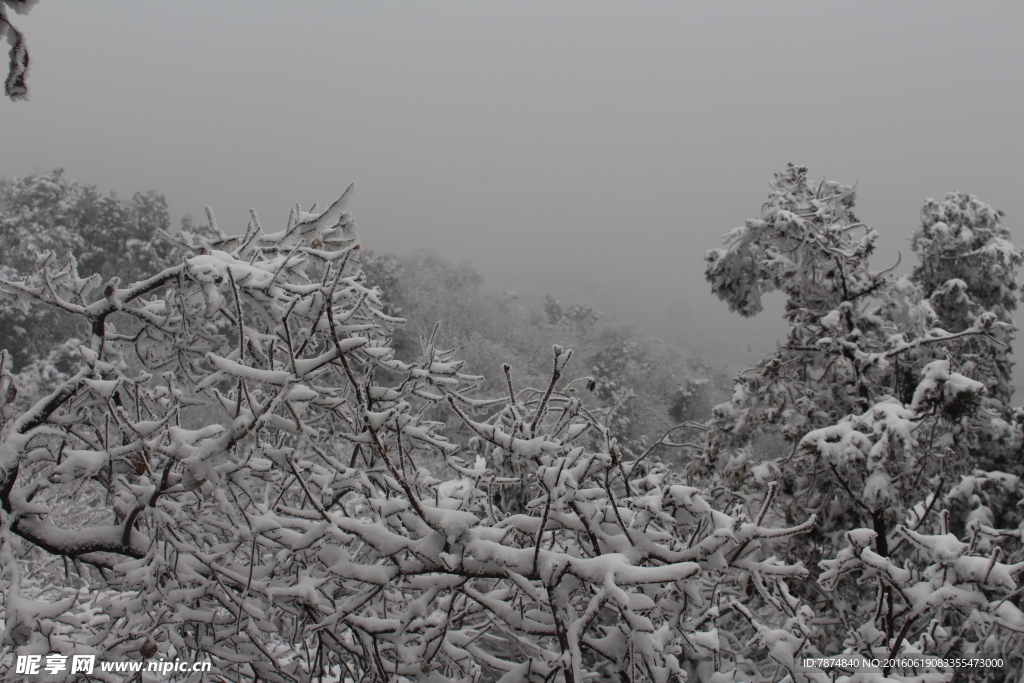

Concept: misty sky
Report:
left=3, top=2, right=1022, bottom=379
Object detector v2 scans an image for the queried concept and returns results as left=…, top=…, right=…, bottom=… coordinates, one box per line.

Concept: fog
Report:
left=3, top=1, right=1022, bottom=380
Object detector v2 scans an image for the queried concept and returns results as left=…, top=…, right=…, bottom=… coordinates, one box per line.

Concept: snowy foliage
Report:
left=819, top=517, right=1024, bottom=681
left=910, top=192, right=1023, bottom=407
left=3, top=165, right=1022, bottom=681
left=0, top=170, right=196, bottom=371
left=702, top=165, right=1024, bottom=680
left=1, top=189, right=831, bottom=682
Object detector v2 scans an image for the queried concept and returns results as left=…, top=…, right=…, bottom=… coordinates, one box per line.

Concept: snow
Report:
left=820, top=309, right=842, bottom=329
left=6, top=177, right=1024, bottom=683
left=206, top=352, right=293, bottom=386
left=910, top=360, right=985, bottom=412
left=51, top=448, right=108, bottom=479
left=82, top=377, right=119, bottom=399
left=863, top=470, right=894, bottom=507
left=188, top=250, right=283, bottom=289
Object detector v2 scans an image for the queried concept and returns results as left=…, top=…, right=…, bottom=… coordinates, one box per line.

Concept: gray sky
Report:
left=3, top=2, right=1022, bottom=377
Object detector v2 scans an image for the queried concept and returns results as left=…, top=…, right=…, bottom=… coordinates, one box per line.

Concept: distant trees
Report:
left=0, top=170, right=193, bottom=371
left=703, top=164, right=1024, bottom=677
left=543, top=295, right=601, bottom=331
left=361, top=250, right=725, bottom=461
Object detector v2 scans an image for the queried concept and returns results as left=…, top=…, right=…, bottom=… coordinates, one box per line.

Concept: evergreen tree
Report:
left=910, top=192, right=1022, bottom=421
left=704, top=165, right=1024, bottom=677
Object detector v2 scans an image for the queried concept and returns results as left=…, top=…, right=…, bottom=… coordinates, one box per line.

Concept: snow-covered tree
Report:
left=0, top=170, right=194, bottom=371
left=703, top=165, right=1024, bottom=679
left=911, top=192, right=1021, bottom=406
left=1, top=188, right=829, bottom=682
left=909, top=193, right=1024, bottom=477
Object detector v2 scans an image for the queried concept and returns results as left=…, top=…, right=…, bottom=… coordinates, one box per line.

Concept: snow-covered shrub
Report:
left=819, top=518, right=1024, bottom=681
left=2, top=188, right=828, bottom=682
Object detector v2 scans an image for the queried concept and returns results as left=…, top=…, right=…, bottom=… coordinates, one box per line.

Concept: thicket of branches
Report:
left=1, top=187, right=814, bottom=682
left=1, top=166, right=1024, bottom=683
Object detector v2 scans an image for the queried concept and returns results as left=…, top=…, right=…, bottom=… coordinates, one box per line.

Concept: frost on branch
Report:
left=1, top=188, right=824, bottom=681
left=0, top=0, right=38, bottom=101
left=819, top=514, right=1024, bottom=680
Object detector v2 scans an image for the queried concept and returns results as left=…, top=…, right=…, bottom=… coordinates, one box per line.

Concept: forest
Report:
left=2, top=163, right=1023, bottom=683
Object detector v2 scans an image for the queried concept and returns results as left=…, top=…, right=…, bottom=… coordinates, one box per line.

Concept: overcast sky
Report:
left=3, top=2, right=1022, bottom=377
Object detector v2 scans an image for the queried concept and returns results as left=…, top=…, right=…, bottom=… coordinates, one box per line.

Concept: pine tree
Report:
left=704, top=165, right=1024, bottom=678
